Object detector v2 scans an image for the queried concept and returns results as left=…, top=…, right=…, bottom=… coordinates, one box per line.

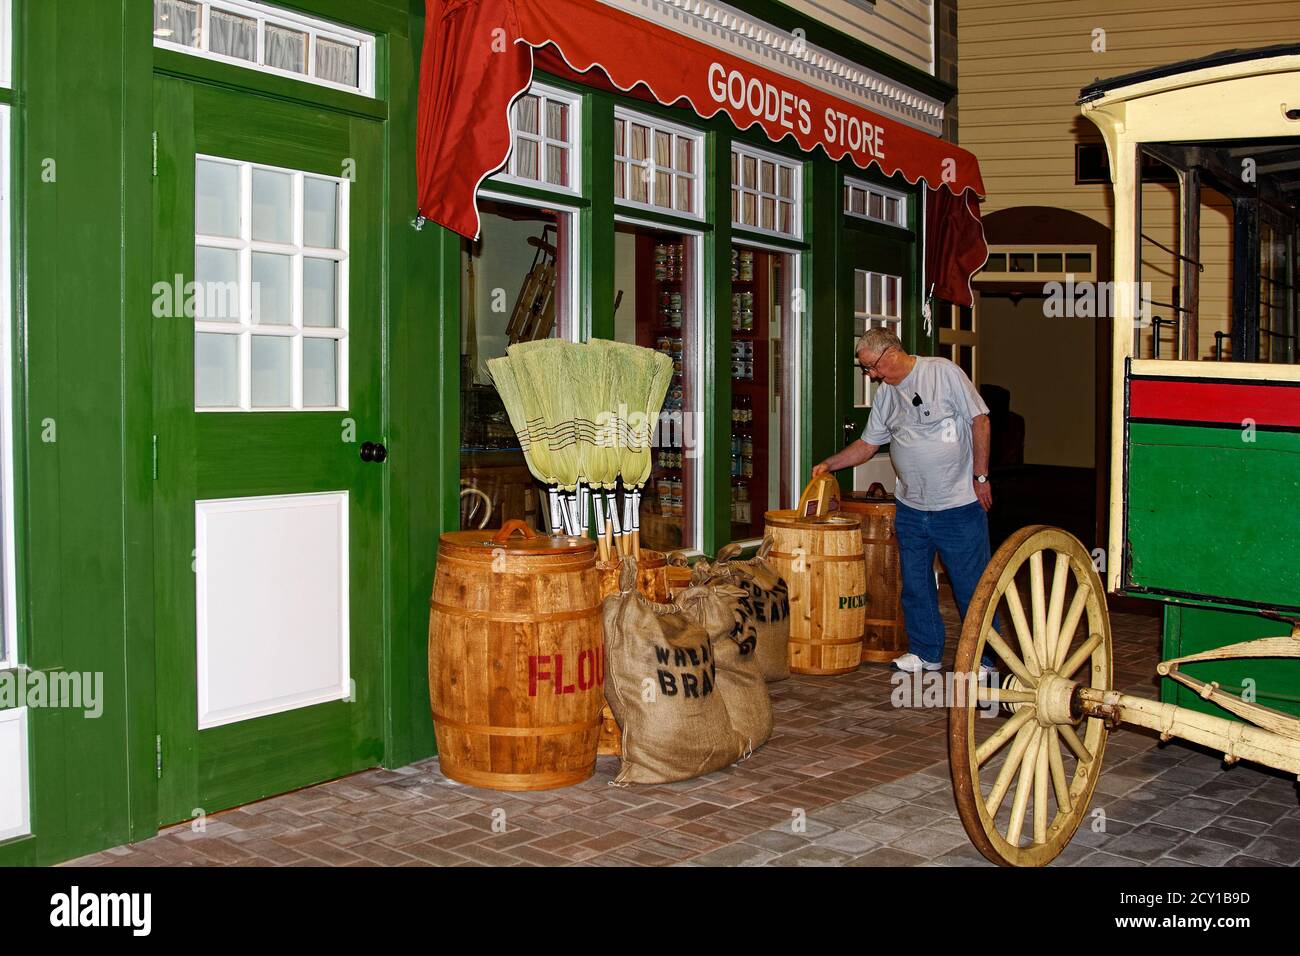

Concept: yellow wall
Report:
left=781, top=0, right=935, bottom=73
left=958, top=0, right=1300, bottom=464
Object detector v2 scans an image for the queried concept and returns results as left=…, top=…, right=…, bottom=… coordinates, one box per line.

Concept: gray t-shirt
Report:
left=861, top=356, right=989, bottom=511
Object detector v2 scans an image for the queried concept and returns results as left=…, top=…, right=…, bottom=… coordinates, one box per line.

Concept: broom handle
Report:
left=632, top=488, right=640, bottom=559
left=596, top=495, right=608, bottom=563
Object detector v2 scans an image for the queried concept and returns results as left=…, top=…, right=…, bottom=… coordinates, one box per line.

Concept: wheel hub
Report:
left=1035, top=671, right=1080, bottom=727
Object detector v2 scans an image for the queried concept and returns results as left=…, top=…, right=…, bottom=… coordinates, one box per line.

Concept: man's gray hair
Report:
left=855, top=326, right=903, bottom=359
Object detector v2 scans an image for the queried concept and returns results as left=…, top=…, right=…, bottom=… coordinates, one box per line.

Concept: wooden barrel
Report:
left=597, top=549, right=669, bottom=604
left=764, top=509, right=866, bottom=675
left=842, top=486, right=906, bottom=663
left=595, top=549, right=669, bottom=757
left=428, top=519, right=603, bottom=791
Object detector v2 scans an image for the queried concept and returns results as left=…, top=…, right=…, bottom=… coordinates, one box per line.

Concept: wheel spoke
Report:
left=1053, top=581, right=1091, bottom=671
left=984, top=721, right=1037, bottom=818
left=976, top=705, right=1036, bottom=766
left=1047, top=726, right=1073, bottom=815
left=1033, top=728, right=1050, bottom=844
left=985, top=628, right=1038, bottom=689
left=1002, top=580, right=1042, bottom=676
left=978, top=687, right=1037, bottom=705
left=1045, top=552, right=1069, bottom=657
left=1029, top=551, right=1048, bottom=665
left=1059, top=723, right=1094, bottom=764
left=1006, top=727, right=1041, bottom=847
left=1060, top=632, right=1104, bottom=682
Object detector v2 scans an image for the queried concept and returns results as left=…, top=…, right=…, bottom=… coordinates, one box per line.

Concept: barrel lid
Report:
left=439, top=519, right=596, bottom=556
left=764, top=508, right=862, bottom=530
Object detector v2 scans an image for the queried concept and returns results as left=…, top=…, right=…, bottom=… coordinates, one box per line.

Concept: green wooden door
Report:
left=836, top=225, right=911, bottom=481
left=152, top=77, right=387, bottom=825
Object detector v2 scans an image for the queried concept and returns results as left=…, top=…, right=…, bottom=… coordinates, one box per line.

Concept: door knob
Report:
left=360, top=441, right=387, bottom=463
left=843, top=417, right=858, bottom=446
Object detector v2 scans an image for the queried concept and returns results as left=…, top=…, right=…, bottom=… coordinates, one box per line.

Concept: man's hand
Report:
left=974, top=478, right=992, bottom=512
left=812, top=461, right=830, bottom=478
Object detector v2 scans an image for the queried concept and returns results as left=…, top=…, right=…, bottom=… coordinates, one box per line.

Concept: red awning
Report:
left=417, top=0, right=988, bottom=305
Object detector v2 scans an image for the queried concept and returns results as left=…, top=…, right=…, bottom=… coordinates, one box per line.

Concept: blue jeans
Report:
left=894, top=499, right=996, bottom=665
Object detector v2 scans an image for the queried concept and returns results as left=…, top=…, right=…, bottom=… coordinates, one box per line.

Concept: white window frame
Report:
left=976, top=244, right=1097, bottom=283
left=854, top=268, right=903, bottom=408
left=0, top=104, right=14, bottom=670
left=476, top=188, right=582, bottom=343
left=491, top=82, right=582, bottom=197
left=194, top=154, right=350, bottom=413
left=613, top=108, right=704, bottom=222
left=730, top=144, right=803, bottom=241
left=844, top=176, right=909, bottom=230
left=152, top=0, right=376, bottom=98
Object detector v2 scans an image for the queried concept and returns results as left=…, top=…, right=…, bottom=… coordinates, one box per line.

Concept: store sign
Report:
left=706, top=63, right=887, bottom=161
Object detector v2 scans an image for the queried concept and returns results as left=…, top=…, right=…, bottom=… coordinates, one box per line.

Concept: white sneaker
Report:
left=891, top=652, right=942, bottom=673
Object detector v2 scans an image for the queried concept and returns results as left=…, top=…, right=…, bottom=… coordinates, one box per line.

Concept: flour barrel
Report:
left=595, top=549, right=669, bottom=757
left=428, top=520, right=603, bottom=791
left=763, top=510, right=866, bottom=675
left=841, top=485, right=906, bottom=663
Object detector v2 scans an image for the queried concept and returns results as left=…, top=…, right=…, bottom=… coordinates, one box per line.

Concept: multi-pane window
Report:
left=496, top=84, right=580, bottom=194
left=978, top=245, right=1096, bottom=281
left=152, top=0, right=375, bottom=97
left=844, top=178, right=908, bottom=229
left=194, top=156, right=349, bottom=411
left=731, top=146, right=801, bottom=239
left=854, top=269, right=902, bottom=407
left=613, top=110, right=702, bottom=218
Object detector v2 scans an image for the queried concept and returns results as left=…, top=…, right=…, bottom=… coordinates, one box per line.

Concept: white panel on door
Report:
left=195, top=492, right=349, bottom=729
left=0, top=707, right=30, bottom=841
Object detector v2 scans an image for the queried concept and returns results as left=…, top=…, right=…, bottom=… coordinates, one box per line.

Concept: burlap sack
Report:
left=686, top=540, right=792, bottom=681
left=676, top=583, right=773, bottom=752
left=603, top=560, right=746, bottom=785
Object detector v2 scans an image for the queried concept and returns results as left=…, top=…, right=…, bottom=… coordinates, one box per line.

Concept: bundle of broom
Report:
left=487, top=338, right=672, bottom=562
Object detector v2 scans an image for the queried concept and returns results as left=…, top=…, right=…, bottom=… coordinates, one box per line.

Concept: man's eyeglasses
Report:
left=859, top=346, right=893, bottom=376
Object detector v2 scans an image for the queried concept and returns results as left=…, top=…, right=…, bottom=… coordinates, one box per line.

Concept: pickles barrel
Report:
left=763, top=510, right=867, bottom=675
left=428, top=520, right=604, bottom=791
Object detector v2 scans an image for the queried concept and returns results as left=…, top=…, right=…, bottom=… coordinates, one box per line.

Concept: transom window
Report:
left=495, top=83, right=581, bottom=194
left=854, top=269, right=902, bottom=408
left=193, top=156, right=349, bottom=411
left=978, top=245, right=1096, bottom=282
left=731, top=145, right=801, bottom=239
left=844, top=178, right=908, bottom=229
left=152, top=0, right=375, bottom=97
left=613, top=109, right=702, bottom=219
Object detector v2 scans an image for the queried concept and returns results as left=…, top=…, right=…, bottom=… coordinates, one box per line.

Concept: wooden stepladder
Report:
left=506, top=226, right=558, bottom=344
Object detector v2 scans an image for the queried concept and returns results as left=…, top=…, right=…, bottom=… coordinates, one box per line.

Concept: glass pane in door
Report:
left=730, top=244, right=797, bottom=539
left=614, top=223, right=698, bottom=552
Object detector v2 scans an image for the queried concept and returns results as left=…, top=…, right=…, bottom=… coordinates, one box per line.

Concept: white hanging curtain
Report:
left=209, top=9, right=257, bottom=62
left=315, top=37, right=359, bottom=88
left=265, top=24, right=307, bottom=74
left=153, top=0, right=201, bottom=47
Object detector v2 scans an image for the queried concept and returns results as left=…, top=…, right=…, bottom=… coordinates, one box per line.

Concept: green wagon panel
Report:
left=1161, top=603, right=1300, bottom=721
left=1127, top=422, right=1300, bottom=611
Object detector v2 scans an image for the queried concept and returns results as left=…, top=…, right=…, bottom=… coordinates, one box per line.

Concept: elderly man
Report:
left=814, top=328, right=994, bottom=673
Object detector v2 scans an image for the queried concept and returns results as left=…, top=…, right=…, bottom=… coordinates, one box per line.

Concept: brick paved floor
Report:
left=67, top=592, right=1300, bottom=867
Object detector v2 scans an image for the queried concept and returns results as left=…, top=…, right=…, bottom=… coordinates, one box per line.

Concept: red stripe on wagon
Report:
left=1129, top=378, right=1300, bottom=428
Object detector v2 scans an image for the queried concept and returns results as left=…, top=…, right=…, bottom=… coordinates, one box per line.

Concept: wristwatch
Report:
left=975, top=474, right=989, bottom=484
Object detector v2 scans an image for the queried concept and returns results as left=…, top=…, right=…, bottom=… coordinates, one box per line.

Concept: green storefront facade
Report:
left=0, top=0, right=965, bottom=865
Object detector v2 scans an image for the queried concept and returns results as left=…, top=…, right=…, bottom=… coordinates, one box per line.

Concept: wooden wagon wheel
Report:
left=949, top=525, right=1113, bottom=867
